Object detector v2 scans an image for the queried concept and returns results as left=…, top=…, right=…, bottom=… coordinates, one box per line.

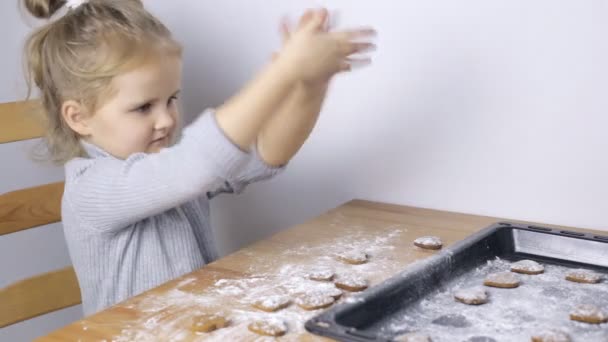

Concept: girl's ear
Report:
left=61, top=100, right=92, bottom=136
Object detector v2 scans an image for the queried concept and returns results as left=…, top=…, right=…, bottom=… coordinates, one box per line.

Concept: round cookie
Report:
left=413, top=236, right=443, bottom=250
left=484, top=272, right=520, bottom=288
left=334, top=274, right=368, bottom=292
left=191, top=313, right=230, bottom=333
left=252, top=295, right=291, bottom=312
left=295, top=293, right=335, bottom=310
left=569, top=304, right=608, bottom=324
left=454, top=287, right=489, bottom=305
left=565, top=269, right=602, bottom=284
left=336, top=250, right=369, bottom=265
left=510, top=260, right=544, bottom=275
left=306, top=267, right=335, bottom=281
left=248, top=318, right=287, bottom=337
left=393, top=332, right=432, bottom=342
left=307, top=284, right=343, bottom=299
left=531, top=329, right=570, bottom=342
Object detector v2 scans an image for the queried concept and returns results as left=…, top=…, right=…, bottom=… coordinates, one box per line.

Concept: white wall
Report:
left=2, top=0, right=607, bottom=340
left=155, top=0, right=608, bottom=253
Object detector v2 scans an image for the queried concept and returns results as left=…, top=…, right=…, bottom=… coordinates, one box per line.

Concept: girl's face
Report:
left=84, top=55, right=182, bottom=159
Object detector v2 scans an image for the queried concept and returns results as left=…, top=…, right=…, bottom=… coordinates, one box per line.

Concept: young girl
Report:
left=23, top=0, right=375, bottom=315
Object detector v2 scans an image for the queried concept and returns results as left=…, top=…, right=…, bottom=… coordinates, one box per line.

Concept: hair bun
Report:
left=24, top=0, right=66, bottom=19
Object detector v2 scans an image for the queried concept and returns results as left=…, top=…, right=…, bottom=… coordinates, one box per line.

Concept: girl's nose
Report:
left=155, top=109, right=175, bottom=132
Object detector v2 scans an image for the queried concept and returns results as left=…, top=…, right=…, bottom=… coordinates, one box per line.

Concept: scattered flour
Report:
left=110, top=221, right=408, bottom=341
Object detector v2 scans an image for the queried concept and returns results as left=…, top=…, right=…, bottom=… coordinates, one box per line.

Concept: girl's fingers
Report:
left=326, top=10, right=339, bottom=31
left=304, top=8, right=329, bottom=32
left=298, top=9, right=315, bottom=28
left=279, top=16, right=291, bottom=43
left=341, top=42, right=376, bottom=55
left=337, top=57, right=372, bottom=73
left=338, top=61, right=352, bottom=72
left=344, top=57, right=372, bottom=69
left=316, top=8, right=329, bottom=31
left=332, top=27, right=377, bottom=40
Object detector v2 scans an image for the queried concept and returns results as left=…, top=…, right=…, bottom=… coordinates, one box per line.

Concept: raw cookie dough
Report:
left=336, top=250, right=369, bottom=265
left=510, top=260, right=544, bottom=275
left=531, top=329, right=570, bottom=342
left=454, top=287, right=489, bottom=305
left=334, top=274, right=369, bottom=292
left=569, top=304, right=608, bottom=324
left=306, top=267, right=335, bottom=281
left=295, top=293, right=335, bottom=310
left=191, top=313, right=230, bottom=333
left=248, top=318, right=287, bottom=336
left=252, top=295, right=291, bottom=312
left=565, top=269, right=602, bottom=284
left=484, top=272, right=520, bottom=288
left=413, top=236, right=443, bottom=250
left=393, top=332, right=432, bottom=341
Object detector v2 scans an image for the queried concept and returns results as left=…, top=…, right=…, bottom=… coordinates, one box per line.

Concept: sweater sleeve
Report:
left=64, top=110, right=251, bottom=233
left=206, top=141, right=286, bottom=199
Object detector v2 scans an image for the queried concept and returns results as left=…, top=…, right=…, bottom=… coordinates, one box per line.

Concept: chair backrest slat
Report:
left=0, top=266, right=81, bottom=328
left=0, top=100, right=45, bottom=143
left=1, top=99, right=81, bottom=328
left=0, top=182, right=64, bottom=236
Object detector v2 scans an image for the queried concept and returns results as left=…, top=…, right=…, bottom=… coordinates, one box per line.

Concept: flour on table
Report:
left=112, top=222, right=407, bottom=341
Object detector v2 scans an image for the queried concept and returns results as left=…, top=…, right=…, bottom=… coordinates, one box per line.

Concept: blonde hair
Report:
left=23, top=0, right=182, bottom=164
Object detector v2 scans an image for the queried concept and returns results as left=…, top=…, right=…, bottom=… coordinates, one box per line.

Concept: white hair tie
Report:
left=66, top=0, right=88, bottom=10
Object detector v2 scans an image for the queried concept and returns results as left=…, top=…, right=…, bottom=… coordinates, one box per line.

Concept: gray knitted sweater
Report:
left=61, top=110, right=283, bottom=315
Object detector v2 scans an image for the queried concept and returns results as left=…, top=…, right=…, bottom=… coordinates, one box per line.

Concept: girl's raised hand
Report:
left=276, top=8, right=376, bottom=84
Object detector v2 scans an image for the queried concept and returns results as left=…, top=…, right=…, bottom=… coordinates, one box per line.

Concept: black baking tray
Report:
left=304, top=222, right=608, bottom=341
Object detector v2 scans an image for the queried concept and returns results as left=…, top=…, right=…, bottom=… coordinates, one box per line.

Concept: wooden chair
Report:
left=0, top=100, right=81, bottom=328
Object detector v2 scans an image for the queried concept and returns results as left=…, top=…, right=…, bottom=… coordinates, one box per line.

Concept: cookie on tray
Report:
left=484, top=272, right=520, bottom=288
left=393, top=332, right=433, bottom=342
left=454, top=286, right=489, bottom=305
left=510, top=259, right=544, bottom=275
left=531, top=329, right=570, bottom=342
left=569, top=304, right=608, bottom=324
left=565, top=269, right=602, bottom=284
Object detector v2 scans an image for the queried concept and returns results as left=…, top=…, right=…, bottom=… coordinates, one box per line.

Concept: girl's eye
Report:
left=168, top=95, right=178, bottom=106
left=135, top=103, right=152, bottom=113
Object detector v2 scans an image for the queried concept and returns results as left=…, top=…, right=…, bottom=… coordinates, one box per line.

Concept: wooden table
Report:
left=37, top=199, right=602, bottom=341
